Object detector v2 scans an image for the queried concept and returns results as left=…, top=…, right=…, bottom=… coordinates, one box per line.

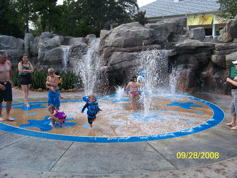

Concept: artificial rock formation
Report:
left=1, top=17, right=237, bottom=94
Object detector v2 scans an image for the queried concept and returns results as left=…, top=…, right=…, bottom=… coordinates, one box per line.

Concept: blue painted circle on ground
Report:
left=0, top=93, right=225, bottom=143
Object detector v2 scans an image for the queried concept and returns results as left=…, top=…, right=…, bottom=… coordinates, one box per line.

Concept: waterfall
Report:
left=74, top=38, right=101, bottom=95
left=61, top=45, right=70, bottom=71
left=169, top=66, right=182, bottom=95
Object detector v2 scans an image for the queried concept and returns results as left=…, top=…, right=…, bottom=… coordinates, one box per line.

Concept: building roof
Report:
left=140, top=0, right=220, bottom=18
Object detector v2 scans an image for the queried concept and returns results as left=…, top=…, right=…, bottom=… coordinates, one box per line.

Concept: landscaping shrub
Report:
left=12, top=69, right=81, bottom=90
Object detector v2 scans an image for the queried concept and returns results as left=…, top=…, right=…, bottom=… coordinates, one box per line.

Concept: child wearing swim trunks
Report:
left=126, top=75, right=140, bottom=112
left=81, top=94, right=102, bottom=130
left=48, top=104, right=67, bottom=128
left=46, top=68, right=60, bottom=109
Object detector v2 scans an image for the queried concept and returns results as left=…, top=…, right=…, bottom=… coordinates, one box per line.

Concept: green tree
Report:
left=133, top=10, right=148, bottom=25
left=217, top=0, right=237, bottom=19
left=33, top=0, right=60, bottom=32
left=30, top=19, right=44, bottom=36
left=12, top=0, right=36, bottom=33
left=0, top=0, right=24, bottom=38
left=54, top=0, right=138, bottom=37
left=53, top=0, right=81, bottom=36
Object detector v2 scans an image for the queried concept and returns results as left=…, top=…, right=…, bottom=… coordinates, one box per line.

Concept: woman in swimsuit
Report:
left=126, top=75, right=140, bottom=112
left=18, top=54, right=34, bottom=107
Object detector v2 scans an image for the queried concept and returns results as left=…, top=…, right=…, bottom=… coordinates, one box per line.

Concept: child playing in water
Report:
left=81, top=94, right=102, bottom=130
left=126, top=75, right=140, bottom=112
left=48, top=104, right=67, bottom=128
left=46, top=68, right=60, bottom=109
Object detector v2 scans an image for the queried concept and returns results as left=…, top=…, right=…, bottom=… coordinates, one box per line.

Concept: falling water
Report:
left=74, top=39, right=101, bottom=95
left=115, top=86, right=125, bottom=101
left=169, top=66, right=182, bottom=95
left=138, top=50, right=169, bottom=117
left=61, top=45, right=70, bottom=71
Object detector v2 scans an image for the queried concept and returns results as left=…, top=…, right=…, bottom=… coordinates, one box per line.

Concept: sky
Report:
left=57, top=0, right=156, bottom=8
left=138, top=0, right=156, bottom=7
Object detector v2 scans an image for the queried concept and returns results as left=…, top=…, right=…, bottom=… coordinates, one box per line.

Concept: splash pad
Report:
left=0, top=43, right=224, bottom=142
left=0, top=91, right=224, bottom=143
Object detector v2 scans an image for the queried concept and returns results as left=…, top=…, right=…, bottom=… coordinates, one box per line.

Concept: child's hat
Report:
left=83, top=96, right=97, bottom=102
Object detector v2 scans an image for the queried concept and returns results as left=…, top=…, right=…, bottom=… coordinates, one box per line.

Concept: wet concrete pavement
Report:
left=0, top=89, right=237, bottom=177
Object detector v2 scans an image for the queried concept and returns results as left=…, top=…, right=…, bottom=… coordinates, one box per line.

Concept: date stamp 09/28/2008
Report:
left=176, top=152, right=219, bottom=159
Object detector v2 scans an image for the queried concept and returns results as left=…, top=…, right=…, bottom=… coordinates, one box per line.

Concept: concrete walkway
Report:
left=0, top=89, right=237, bottom=178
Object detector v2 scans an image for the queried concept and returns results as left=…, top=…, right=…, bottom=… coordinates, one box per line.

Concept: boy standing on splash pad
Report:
left=46, top=68, right=60, bottom=109
left=81, top=94, right=102, bottom=130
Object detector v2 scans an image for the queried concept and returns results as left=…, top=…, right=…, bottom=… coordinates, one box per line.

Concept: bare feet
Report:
left=25, top=102, right=30, bottom=107
left=230, top=126, right=237, bottom=130
left=0, top=117, right=4, bottom=121
left=130, top=107, right=138, bottom=112
left=226, top=123, right=236, bottom=127
left=5, top=117, right=14, bottom=121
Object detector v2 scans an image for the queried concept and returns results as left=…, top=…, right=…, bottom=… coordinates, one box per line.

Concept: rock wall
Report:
left=0, top=35, right=24, bottom=68
left=1, top=16, right=237, bottom=94
left=100, top=17, right=237, bottom=94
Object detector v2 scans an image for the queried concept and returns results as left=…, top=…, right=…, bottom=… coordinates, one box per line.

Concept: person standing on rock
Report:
left=226, top=60, right=237, bottom=130
left=0, top=50, right=14, bottom=121
left=18, top=53, right=34, bottom=107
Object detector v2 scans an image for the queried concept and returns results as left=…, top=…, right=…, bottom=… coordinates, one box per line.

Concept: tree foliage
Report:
left=1, top=0, right=139, bottom=38
left=0, top=0, right=24, bottom=38
left=133, top=10, right=148, bottom=25
left=51, top=0, right=139, bottom=37
left=12, top=0, right=35, bottom=33
left=217, top=0, right=237, bottom=19
left=32, top=0, right=60, bottom=32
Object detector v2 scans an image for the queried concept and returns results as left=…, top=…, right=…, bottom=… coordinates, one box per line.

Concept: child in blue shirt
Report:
left=81, top=94, right=102, bottom=130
